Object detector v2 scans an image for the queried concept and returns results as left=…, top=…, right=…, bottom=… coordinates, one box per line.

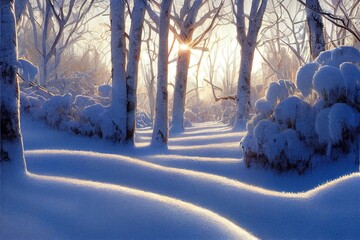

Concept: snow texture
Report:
left=296, top=62, right=319, bottom=97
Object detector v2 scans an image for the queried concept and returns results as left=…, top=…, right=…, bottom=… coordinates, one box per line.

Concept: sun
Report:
left=179, top=43, right=191, bottom=51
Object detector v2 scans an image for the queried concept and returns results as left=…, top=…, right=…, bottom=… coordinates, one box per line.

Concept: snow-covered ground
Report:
left=2, top=114, right=359, bottom=239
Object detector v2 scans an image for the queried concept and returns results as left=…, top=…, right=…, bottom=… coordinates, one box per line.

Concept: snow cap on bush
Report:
left=313, top=65, right=345, bottom=103
left=328, top=103, right=359, bottom=144
left=265, top=80, right=295, bottom=106
left=340, top=63, right=360, bottom=105
left=255, top=98, right=273, bottom=117
left=296, top=62, right=319, bottom=97
left=274, top=96, right=310, bottom=129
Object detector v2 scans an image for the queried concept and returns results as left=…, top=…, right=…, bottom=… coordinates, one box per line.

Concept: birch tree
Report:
left=151, top=0, right=174, bottom=147
left=232, top=0, right=267, bottom=129
left=0, top=0, right=26, bottom=174
left=126, top=0, right=147, bottom=145
left=110, top=0, right=127, bottom=143
left=171, top=0, right=224, bottom=133
left=305, top=0, right=325, bottom=60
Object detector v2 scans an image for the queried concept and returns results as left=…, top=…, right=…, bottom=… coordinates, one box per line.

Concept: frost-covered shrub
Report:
left=20, top=86, right=152, bottom=143
left=136, top=111, right=152, bottom=128
left=241, top=46, right=360, bottom=174
left=37, top=94, right=74, bottom=128
left=98, top=84, right=112, bottom=98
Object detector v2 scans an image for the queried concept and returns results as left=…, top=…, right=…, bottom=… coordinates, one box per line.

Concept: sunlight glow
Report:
left=179, top=43, right=191, bottom=51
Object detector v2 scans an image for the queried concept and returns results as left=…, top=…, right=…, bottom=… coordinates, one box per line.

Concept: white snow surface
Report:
left=2, top=115, right=359, bottom=239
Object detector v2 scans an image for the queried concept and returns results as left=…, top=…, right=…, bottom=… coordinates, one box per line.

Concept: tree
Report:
left=110, top=0, right=127, bottom=143
left=232, top=0, right=268, bottom=129
left=151, top=0, right=174, bottom=147
left=305, top=0, right=325, bottom=60
left=37, top=0, right=101, bottom=85
left=126, top=0, right=147, bottom=145
left=171, top=0, right=224, bottom=133
left=0, top=0, right=26, bottom=174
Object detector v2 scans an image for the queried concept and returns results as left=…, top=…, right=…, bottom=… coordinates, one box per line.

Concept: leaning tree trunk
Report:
left=171, top=49, right=191, bottom=133
left=0, top=0, right=26, bottom=175
left=306, top=0, right=325, bottom=60
left=151, top=0, right=174, bottom=147
left=126, top=0, right=146, bottom=145
left=110, top=0, right=127, bottom=143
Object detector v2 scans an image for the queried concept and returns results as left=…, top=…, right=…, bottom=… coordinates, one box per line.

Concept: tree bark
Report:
left=171, top=49, right=191, bottom=133
left=0, top=0, right=26, bottom=174
left=306, top=0, right=325, bottom=60
left=126, top=0, right=146, bottom=145
left=151, top=0, right=174, bottom=147
left=233, top=0, right=267, bottom=130
left=110, top=0, right=127, bottom=143
left=234, top=45, right=254, bottom=128
left=171, top=0, right=203, bottom=133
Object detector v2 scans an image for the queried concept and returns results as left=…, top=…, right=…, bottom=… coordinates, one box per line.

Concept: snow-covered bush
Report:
left=20, top=85, right=153, bottom=142
left=241, top=46, right=360, bottom=174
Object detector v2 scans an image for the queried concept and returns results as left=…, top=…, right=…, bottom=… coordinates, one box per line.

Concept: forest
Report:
left=1, top=0, right=360, bottom=239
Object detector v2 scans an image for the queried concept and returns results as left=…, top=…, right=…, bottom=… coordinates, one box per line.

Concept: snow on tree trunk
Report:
left=0, top=0, right=26, bottom=174
left=110, top=0, right=127, bottom=143
left=306, top=0, right=325, bottom=60
left=234, top=46, right=254, bottom=128
left=126, top=0, right=146, bottom=145
left=151, top=0, right=174, bottom=147
left=171, top=49, right=191, bottom=133
left=233, top=0, right=267, bottom=130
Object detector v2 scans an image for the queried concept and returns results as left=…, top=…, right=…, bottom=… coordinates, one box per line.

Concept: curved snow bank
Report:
left=2, top=174, right=255, bottom=239
left=26, top=150, right=358, bottom=199
left=24, top=150, right=360, bottom=239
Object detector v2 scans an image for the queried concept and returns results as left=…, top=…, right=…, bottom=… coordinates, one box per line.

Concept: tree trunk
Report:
left=110, top=0, right=127, bottom=143
left=0, top=0, right=26, bottom=174
left=234, top=45, right=254, bottom=129
left=15, top=0, right=28, bottom=23
left=126, top=0, right=146, bottom=145
left=306, top=0, right=325, bottom=60
left=151, top=0, right=173, bottom=147
left=171, top=49, right=190, bottom=133
left=40, top=1, right=51, bottom=86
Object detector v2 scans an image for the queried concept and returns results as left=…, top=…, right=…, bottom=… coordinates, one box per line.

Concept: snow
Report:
left=296, top=62, right=319, bottom=97
left=313, top=65, right=346, bottom=103
left=328, top=103, right=359, bottom=144
left=4, top=114, right=358, bottom=239
left=340, top=62, right=360, bottom=105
